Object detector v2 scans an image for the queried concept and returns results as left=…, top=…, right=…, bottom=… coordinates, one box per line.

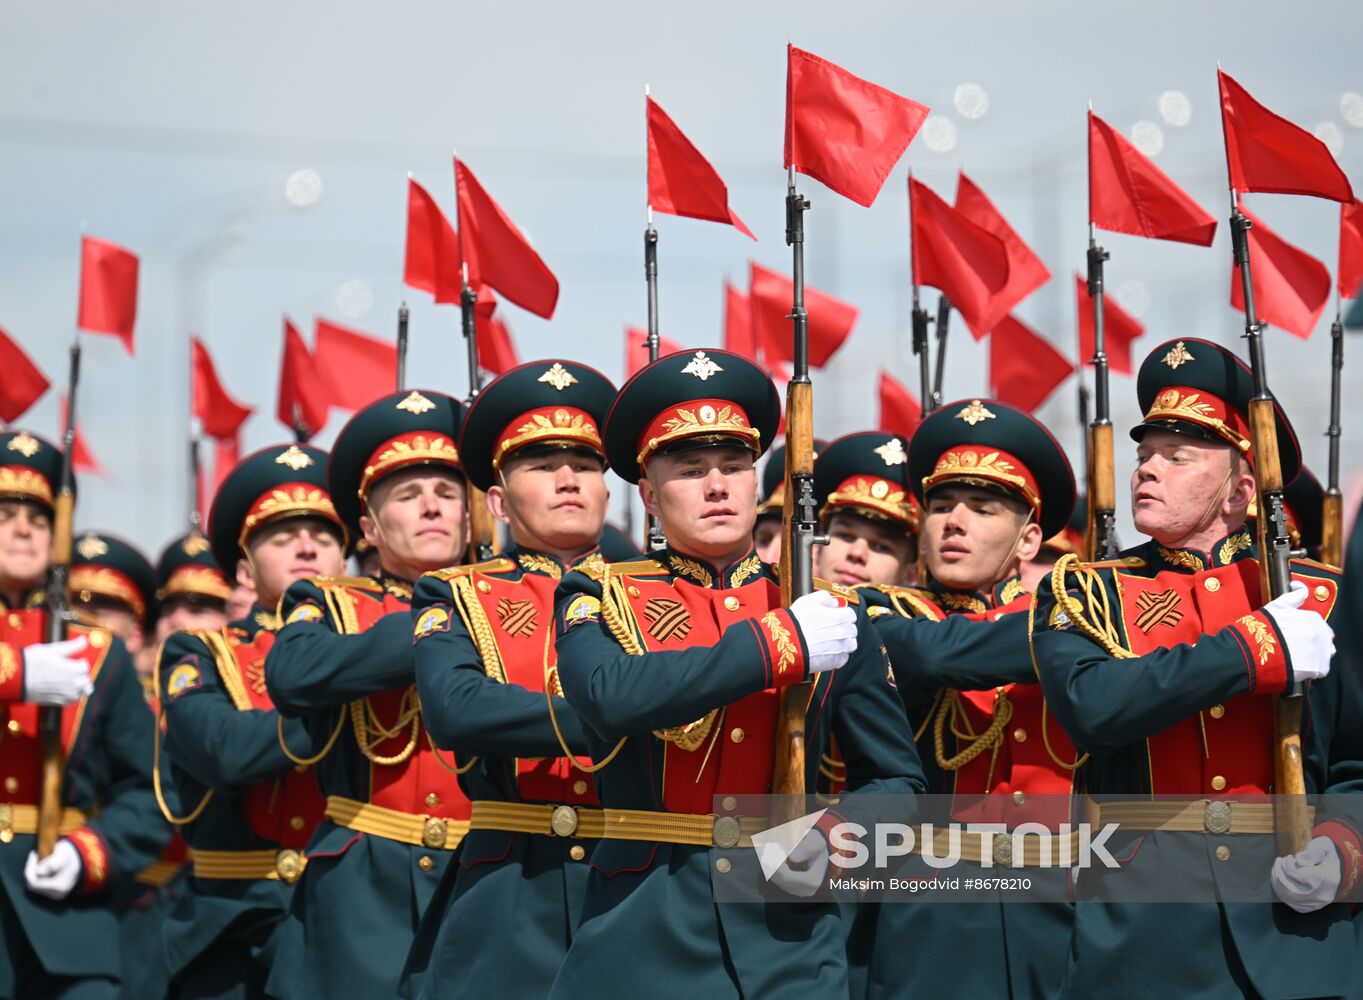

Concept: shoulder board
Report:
left=814, top=578, right=861, bottom=605
left=427, top=558, right=518, bottom=582
left=305, top=575, right=384, bottom=594
left=1079, top=556, right=1147, bottom=570
left=1290, top=556, right=1342, bottom=577
left=579, top=558, right=666, bottom=581
left=861, top=584, right=936, bottom=603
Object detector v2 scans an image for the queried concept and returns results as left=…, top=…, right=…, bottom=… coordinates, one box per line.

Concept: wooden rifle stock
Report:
left=1086, top=422, right=1117, bottom=561
left=37, top=489, right=75, bottom=858
left=1321, top=492, right=1343, bottom=567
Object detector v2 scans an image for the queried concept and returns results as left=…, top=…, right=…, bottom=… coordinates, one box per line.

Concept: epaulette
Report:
left=580, top=558, right=666, bottom=582
left=814, top=578, right=861, bottom=605
left=304, top=575, right=384, bottom=593
left=1078, top=556, right=1147, bottom=570
left=427, top=557, right=518, bottom=583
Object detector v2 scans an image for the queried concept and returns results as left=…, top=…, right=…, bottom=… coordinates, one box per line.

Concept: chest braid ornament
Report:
left=933, top=687, right=1014, bottom=794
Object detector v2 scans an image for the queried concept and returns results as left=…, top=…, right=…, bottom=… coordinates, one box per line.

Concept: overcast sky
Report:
left=2, top=1, right=1360, bottom=555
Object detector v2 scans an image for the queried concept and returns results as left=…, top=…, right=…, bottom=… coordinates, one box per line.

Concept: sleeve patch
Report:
left=563, top=594, right=601, bottom=631
left=867, top=605, right=890, bottom=619
left=286, top=602, right=325, bottom=625
left=1048, top=604, right=1072, bottom=630
left=166, top=662, right=202, bottom=700
left=414, top=606, right=451, bottom=640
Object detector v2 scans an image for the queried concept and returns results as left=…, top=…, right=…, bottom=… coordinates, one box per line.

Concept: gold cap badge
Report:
left=1162, top=341, right=1195, bottom=370
left=538, top=363, right=578, bottom=391
left=873, top=438, right=907, bottom=466
left=76, top=533, right=108, bottom=560
left=275, top=446, right=313, bottom=471
left=956, top=400, right=996, bottom=426
left=396, top=390, right=436, bottom=415
left=681, top=351, right=722, bottom=381
left=6, top=433, right=40, bottom=458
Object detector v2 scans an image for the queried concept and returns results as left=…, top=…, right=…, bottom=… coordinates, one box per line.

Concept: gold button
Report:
left=1215, top=845, right=1230, bottom=862
left=3, top=777, right=17, bottom=794
left=6, top=720, right=19, bottom=735
left=729, top=728, right=745, bottom=744
left=425, top=792, right=441, bottom=808
left=1211, top=775, right=1227, bottom=791
left=1314, top=585, right=1329, bottom=602
left=723, top=596, right=740, bottom=612
left=89, top=631, right=106, bottom=648
left=721, top=795, right=738, bottom=812
left=1209, top=705, right=1225, bottom=719
left=715, top=857, right=732, bottom=874
left=1013, top=728, right=1027, bottom=743
left=294, top=764, right=308, bottom=774
left=1012, top=791, right=1025, bottom=805
left=627, top=586, right=640, bottom=598
left=289, top=815, right=305, bottom=831
left=477, top=580, right=492, bottom=593
left=7, top=613, right=21, bottom=629
left=572, top=780, right=588, bottom=796
left=1204, top=578, right=1221, bottom=593
left=418, top=855, right=435, bottom=871
left=569, top=845, right=585, bottom=861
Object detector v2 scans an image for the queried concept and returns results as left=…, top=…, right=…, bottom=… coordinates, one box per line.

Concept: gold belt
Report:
left=325, top=796, right=468, bottom=850
left=1092, top=799, right=1315, bottom=836
left=0, top=804, right=87, bottom=843
left=597, top=808, right=767, bottom=849
left=469, top=801, right=606, bottom=839
left=135, top=859, right=185, bottom=886
left=189, top=848, right=308, bottom=885
left=911, top=827, right=1082, bottom=868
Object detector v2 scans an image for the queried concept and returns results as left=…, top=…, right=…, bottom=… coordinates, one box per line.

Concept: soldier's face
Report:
left=921, top=485, right=1041, bottom=592
left=640, top=446, right=758, bottom=563
left=753, top=515, right=781, bottom=564
left=361, top=469, right=467, bottom=578
left=489, top=450, right=608, bottom=556
left=247, top=517, right=346, bottom=608
left=1131, top=430, right=1254, bottom=547
left=817, top=512, right=914, bottom=587
left=0, top=500, right=51, bottom=591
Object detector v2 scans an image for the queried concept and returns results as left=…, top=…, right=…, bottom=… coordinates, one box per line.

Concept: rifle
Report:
left=1321, top=310, right=1343, bottom=566
left=771, top=173, right=822, bottom=821
left=38, top=342, right=82, bottom=858
left=930, top=295, right=951, bottom=411
left=459, top=282, right=496, bottom=561
left=396, top=302, right=410, bottom=393
left=1229, top=204, right=1308, bottom=855
left=643, top=223, right=666, bottom=552
left=1084, top=234, right=1119, bottom=560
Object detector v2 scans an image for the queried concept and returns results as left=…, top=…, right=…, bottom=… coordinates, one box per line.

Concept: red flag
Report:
left=404, top=177, right=463, bottom=304
left=313, top=319, right=398, bottom=411
left=723, top=282, right=758, bottom=361
left=1230, top=206, right=1330, bottom=339
left=989, top=314, right=1074, bottom=413
left=0, top=326, right=50, bottom=423
left=1088, top=111, right=1218, bottom=246
left=748, top=261, right=858, bottom=367
left=954, top=172, right=1051, bottom=333
left=472, top=287, right=519, bottom=376
left=76, top=236, right=139, bottom=353
left=277, top=319, right=328, bottom=437
left=910, top=177, right=1011, bottom=337
left=60, top=395, right=105, bottom=480
left=455, top=159, right=559, bottom=319
left=1340, top=199, right=1363, bottom=299
left=647, top=97, right=754, bottom=239
left=1219, top=70, right=1353, bottom=202
left=626, top=328, right=683, bottom=376
left=784, top=45, right=930, bottom=207
left=190, top=338, right=252, bottom=440
left=877, top=372, right=921, bottom=438
left=1075, top=274, right=1144, bottom=375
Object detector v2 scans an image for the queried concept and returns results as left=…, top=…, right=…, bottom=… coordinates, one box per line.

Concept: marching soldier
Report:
left=155, top=444, right=345, bottom=997
left=67, top=530, right=156, bottom=676
left=0, top=430, right=166, bottom=998
left=1032, top=339, right=1355, bottom=998
left=861, top=399, right=1079, bottom=999
left=151, top=529, right=233, bottom=646
left=549, top=350, right=924, bottom=999
left=405, top=360, right=616, bottom=998
left=812, top=431, right=918, bottom=590
left=264, top=390, right=473, bottom=1000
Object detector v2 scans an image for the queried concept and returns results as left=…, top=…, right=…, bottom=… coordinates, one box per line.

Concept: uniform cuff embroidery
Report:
left=756, top=610, right=805, bottom=688
left=67, top=827, right=109, bottom=893
left=1315, top=819, right=1363, bottom=900
left=1229, top=610, right=1287, bottom=694
left=0, top=642, right=23, bottom=702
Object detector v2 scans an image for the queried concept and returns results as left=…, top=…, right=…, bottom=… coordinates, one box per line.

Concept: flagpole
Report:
left=907, top=172, right=932, bottom=418
left=396, top=302, right=409, bottom=392
left=1322, top=295, right=1344, bottom=565
left=931, top=295, right=951, bottom=409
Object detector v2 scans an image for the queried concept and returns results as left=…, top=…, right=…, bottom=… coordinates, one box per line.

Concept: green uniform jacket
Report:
left=549, top=548, right=924, bottom=1000
left=1032, top=531, right=1362, bottom=999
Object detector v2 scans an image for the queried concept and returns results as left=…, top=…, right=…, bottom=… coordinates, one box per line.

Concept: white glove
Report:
left=24, top=839, right=84, bottom=901
left=1270, top=836, right=1341, bottom=913
left=768, top=828, right=830, bottom=897
left=788, top=591, right=857, bottom=675
left=1262, top=581, right=1336, bottom=684
left=21, top=636, right=92, bottom=705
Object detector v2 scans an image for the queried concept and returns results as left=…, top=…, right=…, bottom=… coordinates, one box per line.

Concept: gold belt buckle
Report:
left=1204, top=801, right=1232, bottom=835
left=275, top=849, right=303, bottom=885
left=423, top=817, right=448, bottom=849
left=550, top=805, right=579, bottom=838
left=0, top=803, right=12, bottom=844
left=992, top=836, right=1014, bottom=867
left=712, top=815, right=742, bottom=849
